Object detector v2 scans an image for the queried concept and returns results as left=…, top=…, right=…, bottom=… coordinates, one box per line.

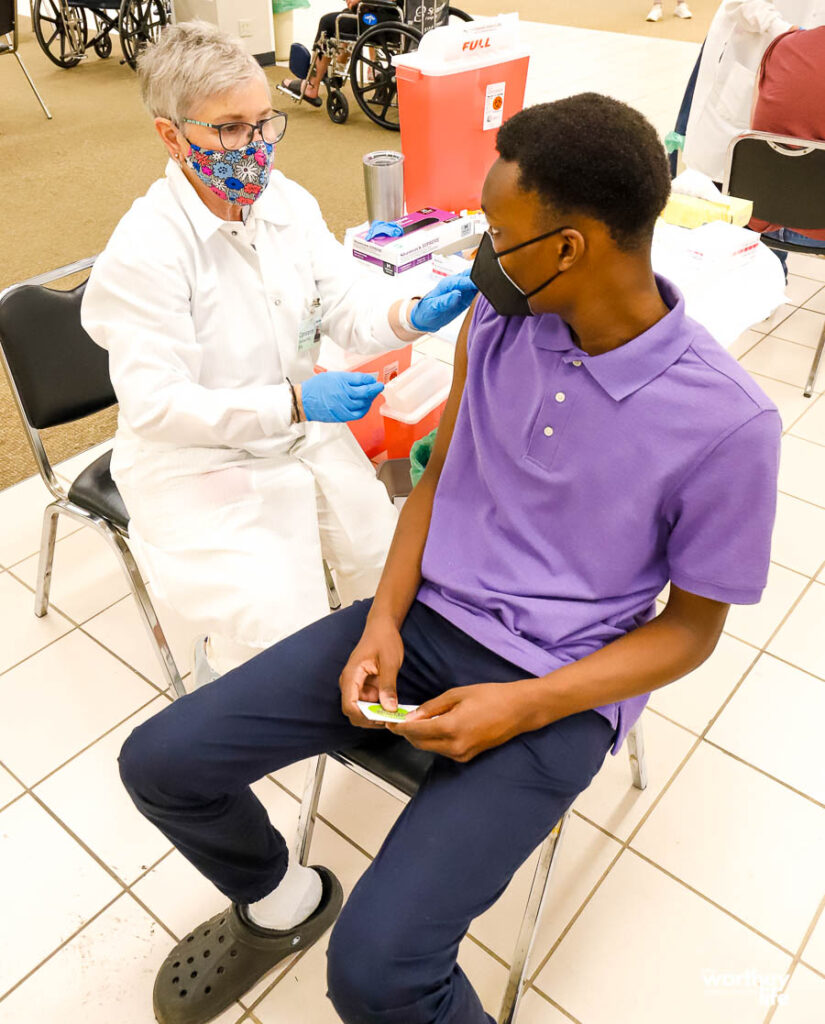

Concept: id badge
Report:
left=297, top=297, right=322, bottom=352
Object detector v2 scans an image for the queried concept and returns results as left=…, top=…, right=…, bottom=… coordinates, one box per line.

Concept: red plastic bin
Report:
left=394, top=15, right=529, bottom=214
left=315, top=342, right=412, bottom=458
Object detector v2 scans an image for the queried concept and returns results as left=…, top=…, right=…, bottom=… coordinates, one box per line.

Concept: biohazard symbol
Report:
left=492, top=96, right=503, bottom=111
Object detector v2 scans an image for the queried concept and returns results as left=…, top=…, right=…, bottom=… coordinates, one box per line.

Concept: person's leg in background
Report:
left=762, top=228, right=825, bottom=281
left=298, top=425, right=398, bottom=608
left=281, top=9, right=358, bottom=106
left=646, top=0, right=692, bottom=23
left=326, top=605, right=616, bottom=1024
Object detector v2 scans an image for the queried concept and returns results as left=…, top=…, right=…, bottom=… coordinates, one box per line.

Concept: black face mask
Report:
left=470, top=226, right=569, bottom=317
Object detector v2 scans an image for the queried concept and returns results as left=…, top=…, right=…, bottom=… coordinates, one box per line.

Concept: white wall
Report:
left=175, top=0, right=275, bottom=59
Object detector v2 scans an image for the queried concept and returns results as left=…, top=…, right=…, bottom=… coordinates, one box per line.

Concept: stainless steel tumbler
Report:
left=363, top=151, right=405, bottom=223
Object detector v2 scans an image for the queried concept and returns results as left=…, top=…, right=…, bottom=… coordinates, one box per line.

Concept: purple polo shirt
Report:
left=417, top=277, right=781, bottom=754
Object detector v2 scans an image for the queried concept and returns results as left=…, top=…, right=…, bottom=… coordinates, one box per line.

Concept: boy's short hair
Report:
left=496, top=93, right=671, bottom=251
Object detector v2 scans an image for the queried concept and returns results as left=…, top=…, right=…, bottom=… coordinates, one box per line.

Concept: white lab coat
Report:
left=684, top=0, right=825, bottom=182
left=82, top=160, right=403, bottom=674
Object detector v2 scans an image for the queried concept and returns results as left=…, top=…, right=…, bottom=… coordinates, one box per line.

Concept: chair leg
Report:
left=498, top=811, right=571, bottom=1024
left=34, top=502, right=61, bottom=617
left=100, top=525, right=188, bottom=698
left=626, top=720, right=648, bottom=791
left=323, top=559, right=342, bottom=611
left=804, top=321, right=825, bottom=398
left=13, top=48, right=53, bottom=119
left=295, top=755, right=327, bottom=866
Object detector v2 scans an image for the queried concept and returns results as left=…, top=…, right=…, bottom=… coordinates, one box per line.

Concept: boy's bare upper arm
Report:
left=420, top=298, right=474, bottom=481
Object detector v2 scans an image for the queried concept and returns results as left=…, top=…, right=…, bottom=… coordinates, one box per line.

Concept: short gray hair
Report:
left=137, top=20, right=267, bottom=123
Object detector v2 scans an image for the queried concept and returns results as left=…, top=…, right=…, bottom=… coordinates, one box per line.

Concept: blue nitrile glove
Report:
left=409, top=269, right=478, bottom=332
left=365, top=219, right=404, bottom=241
left=301, top=371, right=385, bottom=423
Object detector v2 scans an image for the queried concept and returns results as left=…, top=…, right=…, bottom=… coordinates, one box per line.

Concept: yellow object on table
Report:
left=660, top=193, right=754, bottom=229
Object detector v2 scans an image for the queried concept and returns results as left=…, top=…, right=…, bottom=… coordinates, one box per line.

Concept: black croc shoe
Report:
left=153, top=866, right=343, bottom=1024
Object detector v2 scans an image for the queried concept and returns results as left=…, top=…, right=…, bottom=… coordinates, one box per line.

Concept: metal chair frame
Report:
left=0, top=257, right=187, bottom=698
left=295, top=720, right=648, bottom=1023
left=722, top=130, right=825, bottom=397
left=0, top=0, right=52, bottom=118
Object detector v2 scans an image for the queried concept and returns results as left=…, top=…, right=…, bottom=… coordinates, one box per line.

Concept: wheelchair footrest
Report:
left=289, top=42, right=311, bottom=79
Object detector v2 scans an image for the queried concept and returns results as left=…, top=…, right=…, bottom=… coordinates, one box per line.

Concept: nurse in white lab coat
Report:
left=82, top=21, right=476, bottom=682
left=684, top=0, right=825, bottom=182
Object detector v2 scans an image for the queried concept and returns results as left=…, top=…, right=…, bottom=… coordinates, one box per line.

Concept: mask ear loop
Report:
left=494, top=226, right=573, bottom=303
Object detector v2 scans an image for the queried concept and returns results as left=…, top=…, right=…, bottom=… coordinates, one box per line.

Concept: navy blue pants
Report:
left=119, top=599, right=615, bottom=1024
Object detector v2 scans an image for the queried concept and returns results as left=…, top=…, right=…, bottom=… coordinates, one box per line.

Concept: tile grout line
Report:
left=23, top=692, right=168, bottom=791
left=785, top=429, right=825, bottom=453
left=779, top=387, right=825, bottom=437
left=0, top=778, right=176, bottom=1005
left=523, top=981, right=584, bottom=1023
left=701, top=737, right=825, bottom=812
left=627, top=847, right=798, bottom=955
left=775, top=487, right=825, bottom=516
left=0, top=892, right=126, bottom=1005
left=753, top=556, right=825, bottom=663
left=2, top=564, right=174, bottom=695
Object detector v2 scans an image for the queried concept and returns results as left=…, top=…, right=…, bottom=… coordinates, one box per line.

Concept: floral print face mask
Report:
left=184, top=139, right=274, bottom=206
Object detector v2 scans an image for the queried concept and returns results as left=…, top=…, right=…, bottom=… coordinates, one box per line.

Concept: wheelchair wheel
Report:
left=93, top=29, right=113, bottom=58
left=350, top=23, right=421, bottom=131
left=32, top=0, right=87, bottom=68
left=327, top=88, right=349, bottom=125
left=447, top=6, right=473, bottom=20
left=118, top=0, right=167, bottom=70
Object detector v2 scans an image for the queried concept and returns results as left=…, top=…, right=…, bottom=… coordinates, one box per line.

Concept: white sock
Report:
left=247, top=860, right=323, bottom=931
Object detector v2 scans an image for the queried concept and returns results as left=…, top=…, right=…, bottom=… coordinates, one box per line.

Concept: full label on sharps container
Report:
left=483, top=83, right=506, bottom=131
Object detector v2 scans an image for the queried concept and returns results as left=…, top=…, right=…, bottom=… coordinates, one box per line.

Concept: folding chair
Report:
left=0, top=0, right=52, bottom=119
left=295, top=460, right=649, bottom=1024
left=0, top=257, right=187, bottom=697
left=723, top=131, right=825, bottom=397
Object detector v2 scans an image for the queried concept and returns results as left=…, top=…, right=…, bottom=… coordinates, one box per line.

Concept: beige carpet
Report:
left=0, top=2, right=711, bottom=488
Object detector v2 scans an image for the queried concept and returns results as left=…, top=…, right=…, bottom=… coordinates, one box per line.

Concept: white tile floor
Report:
left=2, top=18, right=825, bottom=1024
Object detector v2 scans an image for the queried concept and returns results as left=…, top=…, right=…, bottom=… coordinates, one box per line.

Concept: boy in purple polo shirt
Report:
left=120, top=94, right=780, bottom=1024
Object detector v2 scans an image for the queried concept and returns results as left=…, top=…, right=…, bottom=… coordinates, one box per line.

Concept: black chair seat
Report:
left=763, top=238, right=825, bottom=256
left=334, top=730, right=435, bottom=798
left=67, top=449, right=129, bottom=531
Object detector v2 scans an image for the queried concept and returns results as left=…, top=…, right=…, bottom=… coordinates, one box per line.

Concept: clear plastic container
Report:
left=379, top=358, right=452, bottom=458
left=315, top=341, right=412, bottom=458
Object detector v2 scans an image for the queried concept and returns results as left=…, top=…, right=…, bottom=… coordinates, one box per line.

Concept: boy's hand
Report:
left=339, top=617, right=405, bottom=728
left=387, top=682, right=529, bottom=762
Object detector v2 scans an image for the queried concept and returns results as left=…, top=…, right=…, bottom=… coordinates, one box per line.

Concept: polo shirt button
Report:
left=555, top=392, right=566, bottom=403
left=272, top=297, right=282, bottom=306
left=572, top=360, right=582, bottom=367
left=543, top=426, right=554, bottom=437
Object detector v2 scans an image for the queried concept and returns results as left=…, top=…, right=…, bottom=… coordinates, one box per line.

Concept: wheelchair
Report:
left=31, top=0, right=168, bottom=69
left=277, top=0, right=471, bottom=130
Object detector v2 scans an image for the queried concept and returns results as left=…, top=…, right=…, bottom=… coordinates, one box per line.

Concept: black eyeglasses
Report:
left=180, top=112, right=288, bottom=150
